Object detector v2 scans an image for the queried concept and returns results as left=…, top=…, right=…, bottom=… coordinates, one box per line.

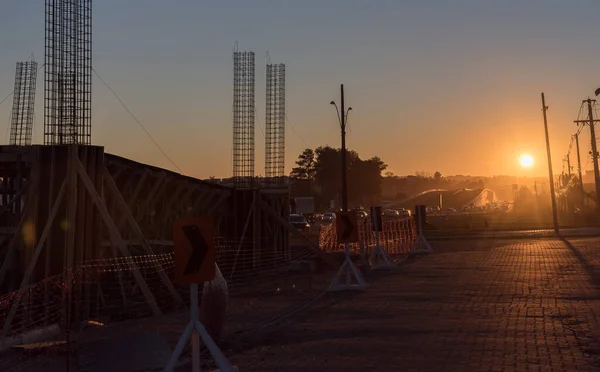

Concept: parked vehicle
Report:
left=322, top=212, right=336, bottom=223
left=397, top=209, right=411, bottom=218
left=441, top=208, right=458, bottom=215
left=290, top=214, right=310, bottom=229
left=383, top=209, right=400, bottom=218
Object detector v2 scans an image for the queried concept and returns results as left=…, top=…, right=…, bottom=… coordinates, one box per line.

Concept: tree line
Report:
left=289, top=146, right=387, bottom=209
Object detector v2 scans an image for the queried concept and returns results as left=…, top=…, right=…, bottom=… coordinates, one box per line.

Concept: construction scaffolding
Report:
left=233, top=50, right=255, bottom=188
left=9, top=61, right=38, bottom=146
left=44, top=0, right=92, bottom=145
left=265, top=63, right=286, bottom=186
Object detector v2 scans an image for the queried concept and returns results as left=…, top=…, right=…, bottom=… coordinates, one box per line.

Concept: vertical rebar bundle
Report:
left=265, top=63, right=286, bottom=186
left=44, top=0, right=92, bottom=145
left=9, top=61, right=38, bottom=146
left=233, top=50, right=255, bottom=188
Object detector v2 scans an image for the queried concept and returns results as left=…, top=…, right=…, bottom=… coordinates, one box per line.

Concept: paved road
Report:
left=230, top=237, right=600, bottom=371
left=426, top=227, right=600, bottom=240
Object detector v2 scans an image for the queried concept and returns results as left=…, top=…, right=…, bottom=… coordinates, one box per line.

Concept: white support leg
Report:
left=164, top=283, right=238, bottom=372
left=328, top=243, right=369, bottom=291
left=370, top=230, right=395, bottom=270
left=410, top=233, right=433, bottom=255
left=410, top=209, right=433, bottom=255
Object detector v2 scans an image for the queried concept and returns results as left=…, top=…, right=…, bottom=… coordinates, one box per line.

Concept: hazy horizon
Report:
left=2, top=1, right=600, bottom=180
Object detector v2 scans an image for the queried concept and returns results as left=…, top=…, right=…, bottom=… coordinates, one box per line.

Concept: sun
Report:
left=520, top=154, right=534, bottom=168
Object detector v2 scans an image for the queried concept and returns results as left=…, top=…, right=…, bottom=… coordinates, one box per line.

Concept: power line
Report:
left=0, top=92, right=13, bottom=108
left=284, top=113, right=310, bottom=148
left=92, top=68, right=183, bottom=174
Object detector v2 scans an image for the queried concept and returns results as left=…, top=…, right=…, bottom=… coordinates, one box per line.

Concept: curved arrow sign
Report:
left=335, top=211, right=359, bottom=243
left=173, top=217, right=216, bottom=285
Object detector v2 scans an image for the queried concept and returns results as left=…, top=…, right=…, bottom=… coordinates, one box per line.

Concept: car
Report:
left=357, top=210, right=368, bottom=219
left=441, top=208, right=458, bottom=215
left=383, top=209, right=399, bottom=218
left=322, top=212, right=336, bottom=223
left=290, top=214, right=310, bottom=229
left=397, top=209, right=411, bottom=218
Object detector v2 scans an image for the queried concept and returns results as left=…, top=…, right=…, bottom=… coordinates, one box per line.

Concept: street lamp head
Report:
left=348, top=107, right=353, bottom=111
left=595, top=88, right=600, bottom=97
left=330, top=101, right=336, bottom=105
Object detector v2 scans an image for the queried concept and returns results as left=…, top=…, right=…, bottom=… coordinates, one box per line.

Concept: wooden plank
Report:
left=102, top=165, right=184, bottom=306
left=135, top=172, right=166, bottom=226
left=115, top=171, right=149, bottom=230
left=0, top=179, right=39, bottom=288
left=160, top=181, right=187, bottom=227
left=188, top=188, right=213, bottom=216
left=76, top=160, right=162, bottom=317
left=63, top=146, right=78, bottom=328
left=100, top=239, right=174, bottom=247
left=2, top=180, right=67, bottom=335
left=207, top=192, right=230, bottom=215
left=43, top=147, right=55, bottom=326
left=83, top=147, right=98, bottom=321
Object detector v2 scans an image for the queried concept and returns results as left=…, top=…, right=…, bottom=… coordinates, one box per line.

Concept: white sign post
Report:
left=164, top=283, right=238, bottom=372
left=369, top=207, right=394, bottom=270
left=410, top=205, right=433, bottom=254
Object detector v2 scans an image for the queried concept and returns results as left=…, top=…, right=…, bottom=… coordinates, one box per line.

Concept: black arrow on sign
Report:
left=182, top=225, right=209, bottom=275
left=340, top=214, right=354, bottom=241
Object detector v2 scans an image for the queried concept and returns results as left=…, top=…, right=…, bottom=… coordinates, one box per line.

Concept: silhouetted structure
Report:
left=9, top=61, right=38, bottom=146
left=233, top=49, right=255, bottom=188
left=265, top=63, right=286, bottom=186
left=44, top=0, right=92, bottom=145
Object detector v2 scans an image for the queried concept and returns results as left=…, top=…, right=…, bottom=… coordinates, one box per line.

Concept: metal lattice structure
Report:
left=233, top=50, right=255, bottom=188
left=9, top=61, right=38, bottom=146
left=44, top=0, right=92, bottom=145
left=265, top=63, right=286, bottom=186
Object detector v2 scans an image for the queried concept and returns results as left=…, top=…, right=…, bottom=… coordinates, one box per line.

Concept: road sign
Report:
left=335, top=210, right=359, bottom=243
left=173, top=217, right=216, bottom=285
left=370, top=206, right=382, bottom=231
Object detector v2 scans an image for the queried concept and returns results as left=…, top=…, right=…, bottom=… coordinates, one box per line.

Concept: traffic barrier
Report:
left=319, top=217, right=416, bottom=258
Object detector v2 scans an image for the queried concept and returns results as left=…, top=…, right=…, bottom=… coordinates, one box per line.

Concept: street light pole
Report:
left=331, top=85, right=352, bottom=212
left=340, top=85, right=348, bottom=212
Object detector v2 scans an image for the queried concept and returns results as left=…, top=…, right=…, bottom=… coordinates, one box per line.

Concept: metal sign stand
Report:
left=410, top=208, right=433, bottom=255
left=164, top=283, right=238, bottom=372
left=328, top=243, right=369, bottom=291
left=370, top=215, right=394, bottom=270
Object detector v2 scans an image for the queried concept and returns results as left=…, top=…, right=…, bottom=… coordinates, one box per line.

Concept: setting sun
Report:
left=519, top=154, right=534, bottom=168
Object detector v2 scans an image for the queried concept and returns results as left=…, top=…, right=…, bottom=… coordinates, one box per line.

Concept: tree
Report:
left=434, top=171, right=442, bottom=181
left=290, top=148, right=316, bottom=180
left=290, top=146, right=388, bottom=207
left=384, top=171, right=396, bottom=178
left=349, top=156, right=388, bottom=204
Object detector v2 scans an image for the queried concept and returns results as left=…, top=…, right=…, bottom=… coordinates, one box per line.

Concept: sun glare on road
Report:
left=520, top=154, right=534, bottom=168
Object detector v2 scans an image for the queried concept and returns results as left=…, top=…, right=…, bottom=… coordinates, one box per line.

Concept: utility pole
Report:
left=575, top=133, right=585, bottom=209
left=586, top=99, right=600, bottom=216
left=541, top=93, right=559, bottom=233
left=340, top=85, right=348, bottom=212
left=576, top=99, right=600, bottom=216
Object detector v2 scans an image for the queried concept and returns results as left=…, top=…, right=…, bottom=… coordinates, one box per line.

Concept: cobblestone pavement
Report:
left=228, top=238, right=600, bottom=372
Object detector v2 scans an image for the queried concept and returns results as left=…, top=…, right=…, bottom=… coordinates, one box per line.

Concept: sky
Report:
left=1, top=0, right=600, bottom=180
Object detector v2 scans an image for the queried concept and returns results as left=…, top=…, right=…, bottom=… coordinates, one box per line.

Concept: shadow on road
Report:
left=559, top=235, right=600, bottom=290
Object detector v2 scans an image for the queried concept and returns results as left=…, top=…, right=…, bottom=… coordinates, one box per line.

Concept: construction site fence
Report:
left=0, top=234, right=334, bottom=371
left=318, top=217, right=416, bottom=257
